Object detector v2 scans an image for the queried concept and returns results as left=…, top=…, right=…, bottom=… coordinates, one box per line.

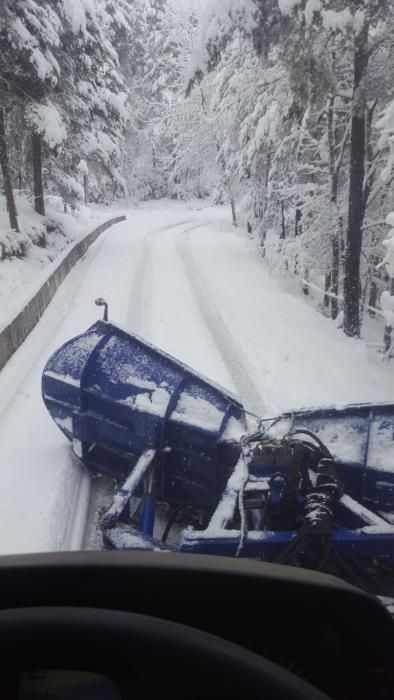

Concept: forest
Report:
left=1, top=0, right=394, bottom=343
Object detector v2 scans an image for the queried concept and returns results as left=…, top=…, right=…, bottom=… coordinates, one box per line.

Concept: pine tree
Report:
left=185, top=0, right=394, bottom=336
left=0, top=3, right=20, bottom=232
left=3, top=0, right=65, bottom=216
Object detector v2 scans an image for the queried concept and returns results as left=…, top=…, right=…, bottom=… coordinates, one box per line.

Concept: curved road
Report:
left=1, top=203, right=394, bottom=555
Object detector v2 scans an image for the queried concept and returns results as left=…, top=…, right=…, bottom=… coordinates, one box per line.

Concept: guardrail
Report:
left=0, top=215, right=126, bottom=372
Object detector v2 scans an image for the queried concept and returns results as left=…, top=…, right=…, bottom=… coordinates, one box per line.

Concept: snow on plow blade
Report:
left=42, top=320, right=246, bottom=502
left=42, top=321, right=394, bottom=592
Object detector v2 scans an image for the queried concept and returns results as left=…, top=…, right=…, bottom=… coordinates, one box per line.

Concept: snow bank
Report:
left=0, top=195, right=116, bottom=333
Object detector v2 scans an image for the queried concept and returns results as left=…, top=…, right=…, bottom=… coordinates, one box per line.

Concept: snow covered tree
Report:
left=0, top=107, right=19, bottom=234
left=155, top=5, right=220, bottom=200
left=0, top=0, right=191, bottom=216
left=0, top=0, right=132, bottom=212
left=55, top=0, right=128, bottom=202
left=7, top=0, right=66, bottom=216
left=117, top=0, right=184, bottom=200
left=185, top=0, right=394, bottom=338
left=0, top=4, right=20, bottom=233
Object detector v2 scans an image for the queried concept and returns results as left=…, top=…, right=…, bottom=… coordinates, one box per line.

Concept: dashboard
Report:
left=19, top=670, right=121, bottom=700
left=0, top=551, right=392, bottom=700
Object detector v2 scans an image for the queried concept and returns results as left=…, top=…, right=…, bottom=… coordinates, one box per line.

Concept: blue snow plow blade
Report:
left=42, top=320, right=246, bottom=503
left=42, top=321, right=394, bottom=592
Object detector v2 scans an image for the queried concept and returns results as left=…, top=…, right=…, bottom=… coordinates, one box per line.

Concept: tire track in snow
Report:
left=126, top=219, right=193, bottom=335
left=177, top=227, right=266, bottom=416
left=88, top=216, right=265, bottom=550
left=86, top=218, right=196, bottom=549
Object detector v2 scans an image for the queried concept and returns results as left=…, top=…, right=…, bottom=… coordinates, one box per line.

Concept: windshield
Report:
left=0, top=0, right=394, bottom=607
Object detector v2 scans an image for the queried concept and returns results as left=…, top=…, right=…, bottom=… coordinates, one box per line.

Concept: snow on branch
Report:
left=25, top=103, right=67, bottom=149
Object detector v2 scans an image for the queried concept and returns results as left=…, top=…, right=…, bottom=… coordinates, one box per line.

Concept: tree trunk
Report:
left=384, top=281, right=394, bottom=351
left=83, top=173, right=88, bottom=205
left=32, top=131, right=45, bottom=216
left=302, top=268, right=309, bottom=296
left=0, top=107, right=19, bottom=233
left=327, top=93, right=343, bottom=321
left=383, top=324, right=392, bottom=355
left=360, top=276, right=369, bottom=327
left=265, top=152, right=271, bottom=188
left=280, top=201, right=286, bottom=240
left=343, top=21, right=369, bottom=337
left=324, top=274, right=331, bottom=308
left=295, top=205, right=302, bottom=237
left=367, top=253, right=379, bottom=315
left=368, top=280, right=377, bottom=315
left=331, top=227, right=340, bottom=320
left=231, top=198, right=238, bottom=227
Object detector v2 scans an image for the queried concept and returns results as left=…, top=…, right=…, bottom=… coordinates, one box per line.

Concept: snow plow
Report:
left=42, top=315, right=394, bottom=594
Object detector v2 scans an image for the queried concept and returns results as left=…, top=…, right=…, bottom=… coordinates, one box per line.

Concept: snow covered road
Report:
left=1, top=202, right=394, bottom=555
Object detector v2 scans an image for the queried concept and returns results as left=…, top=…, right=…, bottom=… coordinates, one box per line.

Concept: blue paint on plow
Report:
left=42, top=321, right=394, bottom=572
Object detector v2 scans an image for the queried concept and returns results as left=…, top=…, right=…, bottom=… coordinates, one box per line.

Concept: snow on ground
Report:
left=0, top=203, right=192, bottom=554
left=138, top=207, right=394, bottom=415
left=0, top=200, right=393, bottom=555
left=0, top=194, right=115, bottom=332
left=183, top=220, right=394, bottom=414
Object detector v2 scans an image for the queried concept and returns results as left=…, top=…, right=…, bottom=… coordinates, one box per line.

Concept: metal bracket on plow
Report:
left=101, top=449, right=156, bottom=532
left=100, top=448, right=177, bottom=552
